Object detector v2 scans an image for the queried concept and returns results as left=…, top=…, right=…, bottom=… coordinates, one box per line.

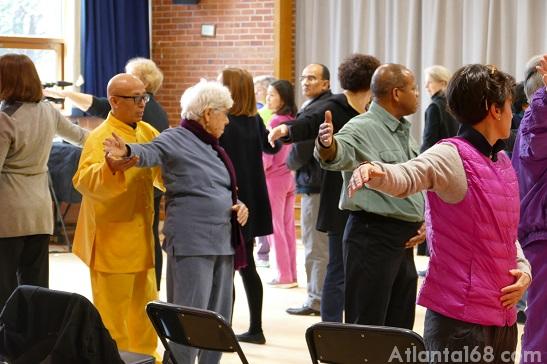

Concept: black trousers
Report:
left=153, top=194, right=163, bottom=291
left=343, top=211, right=421, bottom=329
left=320, top=231, right=345, bottom=322
left=0, top=234, right=50, bottom=309
left=424, top=309, right=518, bottom=364
left=237, top=238, right=263, bottom=333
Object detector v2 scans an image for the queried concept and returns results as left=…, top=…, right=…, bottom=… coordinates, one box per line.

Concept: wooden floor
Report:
left=49, top=243, right=524, bottom=363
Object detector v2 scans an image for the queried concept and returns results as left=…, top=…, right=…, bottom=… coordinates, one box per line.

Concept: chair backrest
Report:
left=146, top=301, right=249, bottom=364
left=305, top=322, right=427, bottom=364
left=0, top=286, right=154, bottom=364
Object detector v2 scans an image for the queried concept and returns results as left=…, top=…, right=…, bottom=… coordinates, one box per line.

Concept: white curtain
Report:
left=296, top=0, right=547, bottom=140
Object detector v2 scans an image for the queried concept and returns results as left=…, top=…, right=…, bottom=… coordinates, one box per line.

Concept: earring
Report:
left=497, top=116, right=501, bottom=120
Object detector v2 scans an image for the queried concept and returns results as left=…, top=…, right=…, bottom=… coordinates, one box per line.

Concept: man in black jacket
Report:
left=285, top=64, right=331, bottom=316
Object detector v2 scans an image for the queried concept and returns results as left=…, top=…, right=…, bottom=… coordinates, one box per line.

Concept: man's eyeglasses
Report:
left=114, top=94, right=150, bottom=104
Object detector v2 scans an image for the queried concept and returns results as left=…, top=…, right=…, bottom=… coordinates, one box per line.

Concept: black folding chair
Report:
left=305, top=322, right=427, bottom=364
left=146, top=301, right=249, bottom=364
left=0, top=286, right=154, bottom=364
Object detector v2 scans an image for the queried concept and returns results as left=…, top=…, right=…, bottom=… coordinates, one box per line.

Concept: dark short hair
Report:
left=371, top=64, right=410, bottom=99
left=221, top=67, right=257, bottom=116
left=512, top=82, right=527, bottom=114
left=270, top=80, right=297, bottom=116
left=446, top=64, right=515, bottom=125
left=0, top=54, right=43, bottom=103
left=338, top=54, right=381, bottom=92
left=318, top=64, right=330, bottom=81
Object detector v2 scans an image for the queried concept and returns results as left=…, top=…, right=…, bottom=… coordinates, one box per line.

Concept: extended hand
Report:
left=317, top=110, right=334, bottom=147
left=347, top=162, right=386, bottom=198
left=500, top=269, right=531, bottom=308
left=103, top=132, right=128, bottom=158
left=232, top=202, right=249, bottom=226
left=105, top=153, right=139, bottom=173
left=268, top=124, right=289, bottom=147
left=405, top=223, right=426, bottom=249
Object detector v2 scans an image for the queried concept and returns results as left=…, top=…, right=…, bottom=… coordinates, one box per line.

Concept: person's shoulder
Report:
left=138, top=120, right=161, bottom=136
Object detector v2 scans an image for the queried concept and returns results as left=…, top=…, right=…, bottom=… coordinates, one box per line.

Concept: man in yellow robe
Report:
left=72, top=73, right=163, bottom=358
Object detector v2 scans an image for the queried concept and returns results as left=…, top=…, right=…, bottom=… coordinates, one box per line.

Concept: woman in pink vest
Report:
left=345, top=64, right=531, bottom=363
left=263, top=80, right=298, bottom=288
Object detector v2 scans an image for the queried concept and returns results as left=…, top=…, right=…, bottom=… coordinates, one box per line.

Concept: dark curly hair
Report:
left=446, top=64, right=515, bottom=125
left=338, top=54, right=381, bottom=92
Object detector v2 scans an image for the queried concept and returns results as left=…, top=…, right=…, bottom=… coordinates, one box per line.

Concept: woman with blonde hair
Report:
left=421, top=65, right=459, bottom=152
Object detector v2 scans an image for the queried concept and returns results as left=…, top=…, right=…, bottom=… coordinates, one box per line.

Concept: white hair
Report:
left=524, top=55, right=543, bottom=101
left=180, top=80, right=233, bottom=121
left=125, top=57, right=164, bottom=94
left=425, top=65, right=452, bottom=84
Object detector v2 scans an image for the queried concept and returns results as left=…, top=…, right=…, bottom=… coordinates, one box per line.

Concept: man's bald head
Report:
left=371, top=64, right=418, bottom=118
left=371, top=64, right=413, bottom=100
left=107, top=73, right=145, bottom=98
left=107, top=73, right=147, bottom=124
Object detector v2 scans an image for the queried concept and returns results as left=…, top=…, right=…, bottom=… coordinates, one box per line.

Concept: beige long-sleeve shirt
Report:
left=0, top=101, right=88, bottom=237
left=366, top=141, right=531, bottom=276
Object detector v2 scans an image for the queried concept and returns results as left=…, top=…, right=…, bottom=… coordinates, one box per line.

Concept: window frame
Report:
left=0, top=35, right=65, bottom=81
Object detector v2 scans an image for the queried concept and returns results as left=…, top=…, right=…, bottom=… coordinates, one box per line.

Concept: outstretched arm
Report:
left=43, top=89, right=94, bottom=112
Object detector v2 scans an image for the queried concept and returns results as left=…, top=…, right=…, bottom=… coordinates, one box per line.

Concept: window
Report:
left=0, top=0, right=65, bottom=84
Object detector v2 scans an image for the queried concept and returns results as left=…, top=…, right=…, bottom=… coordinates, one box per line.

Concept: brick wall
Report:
left=151, top=0, right=284, bottom=126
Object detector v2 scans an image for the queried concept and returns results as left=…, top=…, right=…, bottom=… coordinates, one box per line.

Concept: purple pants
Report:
left=521, top=239, right=547, bottom=364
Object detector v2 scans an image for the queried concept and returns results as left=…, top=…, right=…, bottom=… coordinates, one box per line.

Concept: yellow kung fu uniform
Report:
left=72, top=113, right=163, bottom=359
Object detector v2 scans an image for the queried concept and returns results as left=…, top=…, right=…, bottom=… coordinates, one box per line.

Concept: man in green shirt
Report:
left=315, top=63, right=425, bottom=329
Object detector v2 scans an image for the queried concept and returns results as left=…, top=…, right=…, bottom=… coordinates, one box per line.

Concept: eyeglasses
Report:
left=114, top=94, right=150, bottom=104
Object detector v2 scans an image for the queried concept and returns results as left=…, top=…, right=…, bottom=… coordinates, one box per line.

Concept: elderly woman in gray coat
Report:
left=104, top=80, right=248, bottom=364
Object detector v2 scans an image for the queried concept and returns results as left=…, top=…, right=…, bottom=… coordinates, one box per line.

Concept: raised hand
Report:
left=232, top=202, right=249, bottom=226
left=103, top=132, right=128, bottom=158
left=347, top=162, right=386, bottom=198
left=268, top=124, right=289, bottom=147
left=317, top=110, right=334, bottom=147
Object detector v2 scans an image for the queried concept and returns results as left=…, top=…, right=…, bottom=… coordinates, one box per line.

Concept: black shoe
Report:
left=517, top=310, right=527, bottom=324
left=236, top=331, right=266, bottom=345
left=286, top=305, right=320, bottom=316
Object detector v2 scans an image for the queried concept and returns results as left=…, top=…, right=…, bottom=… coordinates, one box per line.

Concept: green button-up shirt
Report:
left=315, top=102, right=424, bottom=222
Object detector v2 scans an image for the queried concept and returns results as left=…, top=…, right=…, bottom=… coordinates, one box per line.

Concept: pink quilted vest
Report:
left=417, top=137, right=520, bottom=326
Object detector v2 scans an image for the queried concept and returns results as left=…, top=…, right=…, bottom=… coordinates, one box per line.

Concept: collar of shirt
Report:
left=106, top=112, right=139, bottom=133
left=368, top=102, right=411, bottom=133
left=457, top=123, right=506, bottom=161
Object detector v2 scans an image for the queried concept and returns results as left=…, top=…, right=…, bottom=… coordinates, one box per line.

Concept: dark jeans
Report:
left=343, top=211, right=421, bottom=329
left=237, top=238, right=263, bottom=333
left=0, top=234, right=50, bottom=309
left=320, top=231, right=345, bottom=322
left=424, top=309, right=518, bottom=364
left=153, top=194, right=163, bottom=291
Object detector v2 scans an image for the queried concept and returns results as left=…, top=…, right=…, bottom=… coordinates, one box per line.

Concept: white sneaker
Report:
left=255, top=259, right=270, bottom=268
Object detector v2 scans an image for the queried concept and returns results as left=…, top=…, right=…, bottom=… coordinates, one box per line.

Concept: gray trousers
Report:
left=166, top=254, right=234, bottom=364
left=301, top=193, right=329, bottom=311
